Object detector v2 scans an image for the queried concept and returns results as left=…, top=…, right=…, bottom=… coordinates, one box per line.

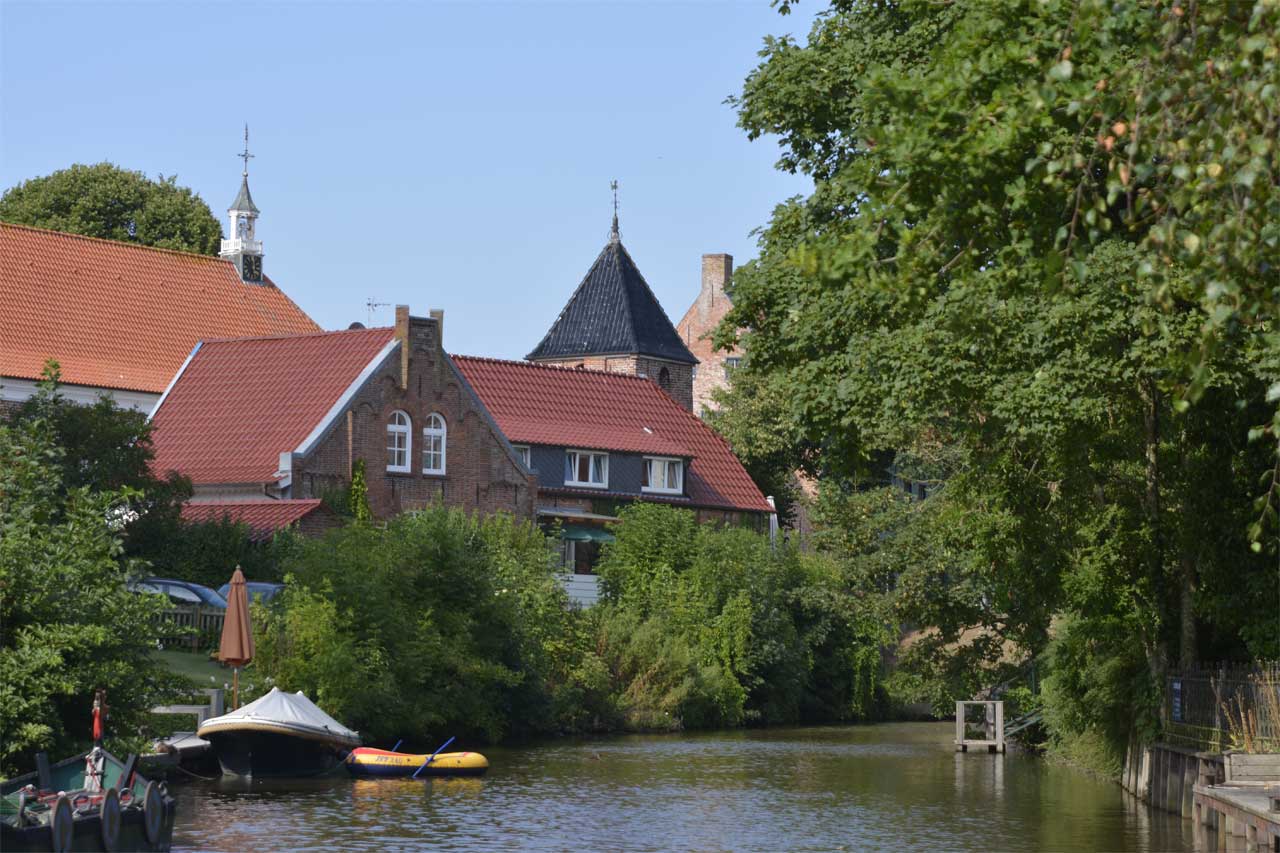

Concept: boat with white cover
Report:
left=197, top=688, right=360, bottom=777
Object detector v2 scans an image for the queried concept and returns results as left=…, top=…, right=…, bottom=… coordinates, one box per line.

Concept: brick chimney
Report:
left=698, top=254, right=733, bottom=323
left=394, top=305, right=410, bottom=390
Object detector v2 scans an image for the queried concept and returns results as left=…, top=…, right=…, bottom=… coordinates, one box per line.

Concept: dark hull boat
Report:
left=197, top=687, right=360, bottom=778
left=202, top=729, right=349, bottom=778
left=0, top=748, right=177, bottom=852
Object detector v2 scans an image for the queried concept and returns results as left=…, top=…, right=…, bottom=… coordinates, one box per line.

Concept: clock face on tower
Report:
left=242, top=255, right=262, bottom=282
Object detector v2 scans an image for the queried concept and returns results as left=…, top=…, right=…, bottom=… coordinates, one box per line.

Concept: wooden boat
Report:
left=0, top=747, right=177, bottom=852
left=345, top=746, right=490, bottom=778
left=197, top=687, right=361, bottom=777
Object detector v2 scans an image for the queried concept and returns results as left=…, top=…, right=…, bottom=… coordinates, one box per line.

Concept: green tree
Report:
left=0, top=397, right=181, bottom=776
left=0, top=162, right=222, bottom=254
left=718, top=0, right=1278, bottom=762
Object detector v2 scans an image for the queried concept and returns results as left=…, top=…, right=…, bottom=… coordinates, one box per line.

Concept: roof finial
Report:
left=239, top=124, right=254, bottom=178
left=610, top=179, right=620, bottom=243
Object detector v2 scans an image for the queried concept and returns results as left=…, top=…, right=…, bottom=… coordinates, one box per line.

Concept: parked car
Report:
left=217, top=581, right=285, bottom=604
left=130, top=577, right=228, bottom=609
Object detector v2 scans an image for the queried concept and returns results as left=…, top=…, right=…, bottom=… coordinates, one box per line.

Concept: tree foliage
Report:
left=718, top=0, right=1279, bottom=761
left=0, top=162, right=223, bottom=254
left=0, top=392, right=181, bottom=776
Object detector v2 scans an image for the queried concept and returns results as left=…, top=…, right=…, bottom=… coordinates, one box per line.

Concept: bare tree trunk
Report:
left=1141, top=378, right=1170, bottom=727
left=1178, top=551, right=1197, bottom=666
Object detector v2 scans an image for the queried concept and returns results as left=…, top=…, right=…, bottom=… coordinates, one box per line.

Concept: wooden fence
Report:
left=1164, top=662, right=1280, bottom=753
left=156, top=606, right=225, bottom=652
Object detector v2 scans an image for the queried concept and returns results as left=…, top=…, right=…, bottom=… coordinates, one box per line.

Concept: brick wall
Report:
left=533, top=354, right=694, bottom=412
left=294, top=310, right=536, bottom=522
left=676, top=253, right=743, bottom=417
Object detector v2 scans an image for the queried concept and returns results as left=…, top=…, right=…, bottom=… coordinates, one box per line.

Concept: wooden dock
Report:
left=955, top=700, right=1005, bottom=753
left=1193, top=783, right=1280, bottom=851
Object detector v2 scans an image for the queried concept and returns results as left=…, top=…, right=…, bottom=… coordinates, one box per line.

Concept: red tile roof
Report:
left=181, top=499, right=325, bottom=540
left=150, top=327, right=396, bottom=484
left=452, top=356, right=771, bottom=513
left=0, top=223, right=319, bottom=393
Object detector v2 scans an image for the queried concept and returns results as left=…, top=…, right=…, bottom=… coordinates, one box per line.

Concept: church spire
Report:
left=609, top=179, right=620, bottom=243
left=220, top=124, right=264, bottom=283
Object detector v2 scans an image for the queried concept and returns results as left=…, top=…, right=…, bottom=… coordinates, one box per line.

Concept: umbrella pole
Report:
left=233, top=666, right=239, bottom=710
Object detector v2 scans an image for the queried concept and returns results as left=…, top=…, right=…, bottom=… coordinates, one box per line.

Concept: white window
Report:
left=422, top=413, right=446, bottom=474
left=565, top=449, right=608, bottom=488
left=723, top=357, right=742, bottom=379
left=642, top=456, right=684, bottom=494
left=513, top=445, right=531, bottom=468
left=387, top=410, right=411, bottom=472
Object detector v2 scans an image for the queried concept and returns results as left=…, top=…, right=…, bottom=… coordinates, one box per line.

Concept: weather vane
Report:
left=239, top=124, right=254, bottom=177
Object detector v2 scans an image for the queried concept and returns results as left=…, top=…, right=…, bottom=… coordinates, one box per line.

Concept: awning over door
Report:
left=559, top=523, right=616, bottom=543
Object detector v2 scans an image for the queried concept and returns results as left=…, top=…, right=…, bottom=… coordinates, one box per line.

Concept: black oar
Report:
left=412, top=736, right=456, bottom=779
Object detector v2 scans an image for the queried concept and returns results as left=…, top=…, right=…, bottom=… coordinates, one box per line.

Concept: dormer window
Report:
left=565, top=449, right=608, bottom=488
left=422, top=413, right=446, bottom=475
left=386, top=410, right=411, bottom=472
left=642, top=456, right=683, bottom=494
left=513, top=445, right=531, bottom=468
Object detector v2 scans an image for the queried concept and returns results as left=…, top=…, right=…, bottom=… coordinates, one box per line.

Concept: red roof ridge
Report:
left=186, top=498, right=322, bottom=507
left=0, top=220, right=236, bottom=265
left=200, top=325, right=394, bottom=346
left=450, top=353, right=674, bottom=387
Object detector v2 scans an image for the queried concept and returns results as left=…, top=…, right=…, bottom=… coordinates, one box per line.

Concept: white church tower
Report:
left=220, top=124, right=265, bottom=283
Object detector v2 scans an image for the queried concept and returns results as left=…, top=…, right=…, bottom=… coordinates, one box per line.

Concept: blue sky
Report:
left=1, top=1, right=817, bottom=359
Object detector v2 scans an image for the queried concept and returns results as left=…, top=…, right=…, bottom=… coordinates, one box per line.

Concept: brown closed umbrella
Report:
left=218, top=566, right=255, bottom=709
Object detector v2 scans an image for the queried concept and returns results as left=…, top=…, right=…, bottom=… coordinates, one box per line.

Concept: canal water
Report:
left=172, top=722, right=1193, bottom=852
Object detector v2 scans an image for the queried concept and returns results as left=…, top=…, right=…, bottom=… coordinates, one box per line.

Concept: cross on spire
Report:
left=610, top=179, right=620, bottom=242
left=239, top=124, right=254, bottom=177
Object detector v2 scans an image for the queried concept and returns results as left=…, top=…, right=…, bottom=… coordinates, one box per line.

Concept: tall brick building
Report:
left=676, top=253, right=743, bottom=417
left=149, top=307, right=536, bottom=523
left=527, top=214, right=698, bottom=411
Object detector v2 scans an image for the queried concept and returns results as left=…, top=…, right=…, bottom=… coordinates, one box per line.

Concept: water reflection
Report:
left=173, top=722, right=1193, bottom=852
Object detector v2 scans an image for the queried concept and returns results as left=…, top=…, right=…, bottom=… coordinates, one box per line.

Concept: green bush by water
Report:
left=248, top=503, right=892, bottom=746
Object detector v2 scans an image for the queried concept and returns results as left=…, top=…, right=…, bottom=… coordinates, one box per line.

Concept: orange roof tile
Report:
left=0, top=223, right=318, bottom=393
left=452, top=356, right=771, bottom=513
left=181, top=499, right=326, bottom=541
left=150, top=327, right=396, bottom=484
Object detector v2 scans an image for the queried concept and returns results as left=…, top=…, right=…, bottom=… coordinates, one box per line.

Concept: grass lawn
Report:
left=153, top=649, right=232, bottom=689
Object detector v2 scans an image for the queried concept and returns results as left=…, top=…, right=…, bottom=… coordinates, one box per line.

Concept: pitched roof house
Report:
left=527, top=216, right=697, bottom=411
left=454, top=355, right=772, bottom=604
left=149, top=308, right=535, bottom=522
left=0, top=166, right=315, bottom=413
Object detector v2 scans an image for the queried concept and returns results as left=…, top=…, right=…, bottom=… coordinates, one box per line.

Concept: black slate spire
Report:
left=527, top=231, right=697, bottom=365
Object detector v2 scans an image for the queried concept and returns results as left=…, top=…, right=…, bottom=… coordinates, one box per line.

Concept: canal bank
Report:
left=170, top=722, right=1193, bottom=852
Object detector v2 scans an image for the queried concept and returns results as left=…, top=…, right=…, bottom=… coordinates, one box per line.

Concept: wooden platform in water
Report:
left=1192, top=783, right=1280, bottom=851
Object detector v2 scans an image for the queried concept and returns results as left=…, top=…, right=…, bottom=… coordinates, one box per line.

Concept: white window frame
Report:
left=641, top=456, right=684, bottom=495
left=387, top=410, right=412, bottom=473
left=513, top=444, right=531, bottom=469
left=565, top=449, right=609, bottom=489
left=422, top=412, right=446, bottom=475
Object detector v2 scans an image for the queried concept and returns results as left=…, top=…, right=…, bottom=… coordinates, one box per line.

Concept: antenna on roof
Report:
left=609, top=179, right=620, bottom=243
left=366, top=297, right=391, bottom=327
left=239, top=124, right=254, bottom=177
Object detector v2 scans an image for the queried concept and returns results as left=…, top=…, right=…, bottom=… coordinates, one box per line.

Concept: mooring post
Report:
left=955, top=701, right=964, bottom=752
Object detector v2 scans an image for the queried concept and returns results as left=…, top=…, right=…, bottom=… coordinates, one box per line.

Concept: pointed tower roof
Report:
left=527, top=237, right=697, bottom=364
left=230, top=176, right=259, bottom=214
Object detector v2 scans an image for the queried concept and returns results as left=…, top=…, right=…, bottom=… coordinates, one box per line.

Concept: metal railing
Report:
left=1164, top=662, right=1280, bottom=753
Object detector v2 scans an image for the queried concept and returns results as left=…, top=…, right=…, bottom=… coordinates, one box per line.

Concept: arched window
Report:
left=422, top=413, right=446, bottom=474
left=386, top=410, right=411, bottom=472
left=658, top=367, right=671, bottom=390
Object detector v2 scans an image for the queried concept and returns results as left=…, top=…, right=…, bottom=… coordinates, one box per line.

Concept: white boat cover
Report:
left=197, top=687, right=361, bottom=747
